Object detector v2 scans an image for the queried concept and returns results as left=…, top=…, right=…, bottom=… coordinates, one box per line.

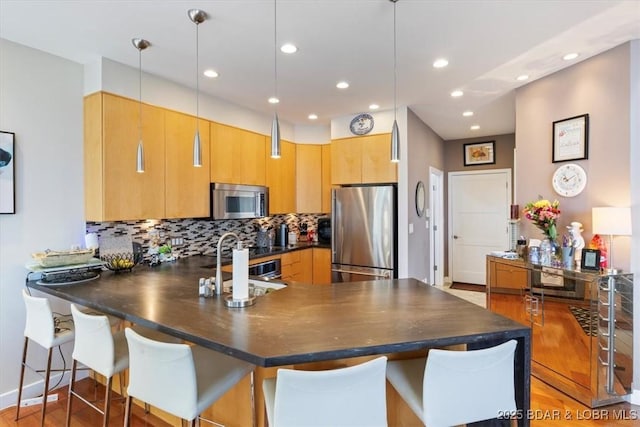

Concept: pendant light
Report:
left=132, top=38, right=150, bottom=173
left=390, top=0, right=400, bottom=163
left=270, top=0, right=281, bottom=159
left=188, top=9, right=207, bottom=167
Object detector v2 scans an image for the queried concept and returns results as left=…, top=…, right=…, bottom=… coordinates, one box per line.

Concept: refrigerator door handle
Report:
left=331, top=268, right=391, bottom=279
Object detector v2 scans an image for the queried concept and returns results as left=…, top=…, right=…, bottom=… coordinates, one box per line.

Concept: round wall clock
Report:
left=349, top=113, right=374, bottom=135
left=552, top=163, right=587, bottom=197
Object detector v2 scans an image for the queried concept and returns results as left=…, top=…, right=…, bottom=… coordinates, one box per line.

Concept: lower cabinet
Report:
left=486, top=255, right=634, bottom=407
left=281, top=249, right=313, bottom=284
left=312, top=248, right=332, bottom=285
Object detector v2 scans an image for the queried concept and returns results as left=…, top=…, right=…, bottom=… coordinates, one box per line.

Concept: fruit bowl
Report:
left=101, top=251, right=142, bottom=272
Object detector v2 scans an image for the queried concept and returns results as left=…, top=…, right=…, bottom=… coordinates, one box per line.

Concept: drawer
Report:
left=495, top=263, right=528, bottom=289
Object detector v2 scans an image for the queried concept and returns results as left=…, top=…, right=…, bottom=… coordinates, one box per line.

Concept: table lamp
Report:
left=592, top=207, right=632, bottom=274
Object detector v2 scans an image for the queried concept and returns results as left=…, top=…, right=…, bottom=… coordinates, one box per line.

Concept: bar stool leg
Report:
left=123, top=395, right=133, bottom=427
left=15, top=337, right=29, bottom=421
left=65, top=359, right=78, bottom=426
left=102, top=376, right=113, bottom=427
left=40, top=347, right=54, bottom=427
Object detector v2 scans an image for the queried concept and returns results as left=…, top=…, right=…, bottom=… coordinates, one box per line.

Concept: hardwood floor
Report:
left=2, top=375, right=638, bottom=426
left=1, top=378, right=171, bottom=426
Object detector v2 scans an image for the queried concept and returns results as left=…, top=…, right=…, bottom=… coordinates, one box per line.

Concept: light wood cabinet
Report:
left=210, top=123, right=266, bottom=185
left=84, top=92, right=166, bottom=221
left=361, top=133, right=397, bottom=183
left=331, top=136, right=362, bottom=184
left=486, top=256, right=529, bottom=293
left=296, top=144, right=322, bottom=213
left=266, top=140, right=296, bottom=214
left=331, top=133, right=396, bottom=184
left=312, top=248, right=332, bottom=285
left=281, top=249, right=313, bottom=284
left=164, top=110, right=211, bottom=219
left=321, top=144, right=332, bottom=213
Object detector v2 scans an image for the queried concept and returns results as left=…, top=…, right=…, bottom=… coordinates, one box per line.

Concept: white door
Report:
left=448, top=169, right=511, bottom=285
left=429, top=167, right=444, bottom=286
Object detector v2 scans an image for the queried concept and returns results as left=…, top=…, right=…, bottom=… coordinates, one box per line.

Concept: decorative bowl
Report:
left=32, top=249, right=95, bottom=268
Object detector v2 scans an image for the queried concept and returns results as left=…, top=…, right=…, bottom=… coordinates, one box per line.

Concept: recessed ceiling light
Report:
left=308, top=114, right=318, bottom=120
left=369, top=104, right=379, bottom=110
left=563, top=52, right=579, bottom=61
left=516, top=74, right=529, bottom=81
left=451, top=90, right=463, bottom=98
left=462, top=111, right=474, bottom=117
left=433, top=58, right=449, bottom=68
left=470, top=125, right=480, bottom=130
left=280, top=43, right=297, bottom=54
left=268, top=97, right=279, bottom=104
left=336, top=81, right=349, bottom=89
left=203, top=69, right=218, bottom=78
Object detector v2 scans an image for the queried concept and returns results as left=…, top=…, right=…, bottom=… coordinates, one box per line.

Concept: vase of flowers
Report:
left=523, top=199, right=561, bottom=263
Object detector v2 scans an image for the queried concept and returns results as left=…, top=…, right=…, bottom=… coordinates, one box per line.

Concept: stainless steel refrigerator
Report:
left=331, top=185, right=397, bottom=282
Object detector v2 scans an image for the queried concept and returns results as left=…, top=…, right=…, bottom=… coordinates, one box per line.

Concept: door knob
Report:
left=453, top=235, right=459, bottom=239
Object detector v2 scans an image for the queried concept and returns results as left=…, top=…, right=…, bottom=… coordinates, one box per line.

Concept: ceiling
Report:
left=1, top=1, right=638, bottom=141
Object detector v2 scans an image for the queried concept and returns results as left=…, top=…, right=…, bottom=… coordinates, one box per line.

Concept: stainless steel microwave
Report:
left=211, top=183, right=269, bottom=219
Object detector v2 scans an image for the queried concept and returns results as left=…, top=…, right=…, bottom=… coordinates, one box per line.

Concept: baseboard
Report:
left=0, top=369, right=88, bottom=411
left=444, top=275, right=452, bottom=285
left=626, top=387, right=640, bottom=405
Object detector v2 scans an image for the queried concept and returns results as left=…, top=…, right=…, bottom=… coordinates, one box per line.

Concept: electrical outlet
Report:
left=21, top=394, right=58, bottom=407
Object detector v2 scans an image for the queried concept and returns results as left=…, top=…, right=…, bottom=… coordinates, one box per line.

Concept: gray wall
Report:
left=406, top=108, right=444, bottom=283
left=0, top=39, right=86, bottom=406
left=515, top=41, right=639, bottom=396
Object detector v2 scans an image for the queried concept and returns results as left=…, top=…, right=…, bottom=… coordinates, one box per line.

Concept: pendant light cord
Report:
left=393, top=0, right=397, bottom=122
left=195, top=21, right=200, bottom=133
left=273, top=0, right=278, bottom=108
left=138, top=47, right=143, bottom=142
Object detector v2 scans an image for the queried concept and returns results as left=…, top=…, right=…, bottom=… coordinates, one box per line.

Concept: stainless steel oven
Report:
left=248, top=259, right=281, bottom=280
left=211, top=183, right=268, bottom=220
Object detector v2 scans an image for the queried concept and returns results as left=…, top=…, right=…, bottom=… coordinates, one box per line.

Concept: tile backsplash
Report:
left=86, top=213, right=328, bottom=261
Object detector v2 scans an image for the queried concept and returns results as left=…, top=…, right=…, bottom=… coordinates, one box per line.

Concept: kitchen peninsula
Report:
left=27, top=256, right=531, bottom=426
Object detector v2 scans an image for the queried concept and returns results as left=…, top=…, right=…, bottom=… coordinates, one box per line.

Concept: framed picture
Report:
left=463, top=141, right=495, bottom=166
left=580, top=248, right=600, bottom=271
left=552, top=114, right=589, bottom=162
left=0, top=131, right=15, bottom=214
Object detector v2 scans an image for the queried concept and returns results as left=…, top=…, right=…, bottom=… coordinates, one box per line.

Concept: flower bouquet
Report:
left=523, top=199, right=561, bottom=241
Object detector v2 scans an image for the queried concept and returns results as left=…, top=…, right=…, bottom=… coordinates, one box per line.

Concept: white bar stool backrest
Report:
left=23, top=289, right=57, bottom=348
left=423, top=340, right=517, bottom=427
left=125, top=327, right=199, bottom=421
left=267, top=356, right=388, bottom=427
left=69, top=304, right=117, bottom=377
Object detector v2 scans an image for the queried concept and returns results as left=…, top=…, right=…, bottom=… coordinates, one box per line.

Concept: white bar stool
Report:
left=386, top=340, right=517, bottom=427
left=16, top=289, right=76, bottom=426
left=65, top=304, right=129, bottom=427
left=123, top=327, right=255, bottom=427
left=262, top=356, right=388, bottom=427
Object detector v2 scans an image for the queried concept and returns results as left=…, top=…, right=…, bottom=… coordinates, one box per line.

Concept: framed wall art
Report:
left=580, top=248, right=600, bottom=271
left=463, top=141, right=495, bottom=166
left=0, top=131, right=15, bottom=214
left=552, top=113, right=589, bottom=162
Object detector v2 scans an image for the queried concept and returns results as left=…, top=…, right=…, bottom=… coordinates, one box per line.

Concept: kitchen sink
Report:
left=221, top=278, right=286, bottom=296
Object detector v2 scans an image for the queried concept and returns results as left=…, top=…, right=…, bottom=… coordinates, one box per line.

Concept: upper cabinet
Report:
left=210, top=123, right=266, bottom=186
left=331, top=133, right=396, bottom=184
left=296, top=144, right=322, bottom=213
left=84, top=92, right=166, bottom=221
left=266, top=140, right=296, bottom=214
left=84, top=92, right=211, bottom=221
left=164, top=110, right=211, bottom=219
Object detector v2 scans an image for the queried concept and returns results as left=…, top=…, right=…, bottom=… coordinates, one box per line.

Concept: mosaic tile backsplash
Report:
left=86, top=213, right=328, bottom=261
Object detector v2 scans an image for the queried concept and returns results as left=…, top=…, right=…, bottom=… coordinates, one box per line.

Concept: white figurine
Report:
left=567, top=221, right=585, bottom=267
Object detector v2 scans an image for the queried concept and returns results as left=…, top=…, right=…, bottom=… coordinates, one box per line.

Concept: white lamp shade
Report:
left=592, top=207, right=632, bottom=236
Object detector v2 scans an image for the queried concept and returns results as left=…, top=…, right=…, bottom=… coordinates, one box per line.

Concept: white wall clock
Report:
left=552, top=163, right=587, bottom=197
left=349, top=113, right=374, bottom=135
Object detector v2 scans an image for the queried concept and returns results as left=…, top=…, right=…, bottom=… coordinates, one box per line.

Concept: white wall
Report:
left=95, top=57, right=330, bottom=145
left=0, top=39, right=86, bottom=408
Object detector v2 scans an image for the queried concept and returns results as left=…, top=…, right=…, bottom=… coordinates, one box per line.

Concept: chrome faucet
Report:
left=215, top=232, right=239, bottom=296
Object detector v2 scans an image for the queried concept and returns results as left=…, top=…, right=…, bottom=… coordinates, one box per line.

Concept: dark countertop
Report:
left=28, top=255, right=531, bottom=419
left=27, top=256, right=529, bottom=364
